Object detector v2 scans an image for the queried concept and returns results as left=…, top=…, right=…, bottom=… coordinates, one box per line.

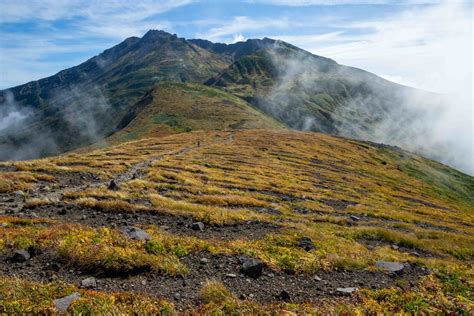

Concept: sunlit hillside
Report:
left=0, top=129, right=472, bottom=313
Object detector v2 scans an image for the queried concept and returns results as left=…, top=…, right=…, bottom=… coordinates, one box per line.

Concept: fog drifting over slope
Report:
left=276, top=1, right=473, bottom=175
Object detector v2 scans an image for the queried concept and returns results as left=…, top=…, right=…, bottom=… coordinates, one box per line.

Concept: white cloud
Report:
left=246, top=0, right=440, bottom=5
left=0, top=0, right=193, bottom=88
left=276, top=1, right=472, bottom=174
left=196, top=16, right=290, bottom=43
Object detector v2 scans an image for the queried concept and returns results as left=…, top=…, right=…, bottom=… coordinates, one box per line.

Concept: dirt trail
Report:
left=1, top=132, right=236, bottom=214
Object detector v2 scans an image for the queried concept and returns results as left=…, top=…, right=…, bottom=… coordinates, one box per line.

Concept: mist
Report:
left=0, top=84, right=111, bottom=161
left=261, top=39, right=473, bottom=175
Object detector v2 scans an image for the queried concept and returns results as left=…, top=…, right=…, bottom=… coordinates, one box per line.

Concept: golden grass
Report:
left=0, top=129, right=473, bottom=313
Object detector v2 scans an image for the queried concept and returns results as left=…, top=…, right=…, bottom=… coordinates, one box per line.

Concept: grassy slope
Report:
left=103, top=82, right=285, bottom=145
left=0, top=129, right=472, bottom=313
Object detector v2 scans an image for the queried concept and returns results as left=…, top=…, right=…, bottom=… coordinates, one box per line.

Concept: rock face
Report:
left=54, top=292, right=81, bottom=313
left=121, top=226, right=151, bottom=241
left=376, top=260, right=404, bottom=273
left=191, top=221, right=205, bottom=231
left=11, top=250, right=30, bottom=263
left=80, top=277, right=97, bottom=289
left=297, top=237, right=316, bottom=251
left=241, top=258, right=264, bottom=278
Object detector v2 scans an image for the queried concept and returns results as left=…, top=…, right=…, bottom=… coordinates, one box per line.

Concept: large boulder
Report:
left=241, top=258, right=263, bottom=278
left=376, top=260, right=404, bottom=273
left=80, top=277, right=97, bottom=289
left=121, top=226, right=151, bottom=241
left=11, top=250, right=30, bottom=263
left=297, top=237, right=316, bottom=251
left=54, top=292, right=81, bottom=313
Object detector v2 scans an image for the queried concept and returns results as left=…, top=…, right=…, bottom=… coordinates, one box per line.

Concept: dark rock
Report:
left=191, top=221, right=205, bottom=231
left=241, top=258, right=263, bottom=278
left=298, top=237, right=316, bottom=251
left=80, top=277, right=97, bottom=289
left=121, top=226, right=151, bottom=241
left=50, top=262, right=61, bottom=271
left=276, top=290, right=291, bottom=302
left=58, top=208, right=67, bottom=215
left=376, top=260, right=404, bottom=273
left=54, top=292, right=81, bottom=313
left=27, top=246, right=42, bottom=257
left=11, top=250, right=30, bottom=262
left=108, top=180, right=119, bottom=191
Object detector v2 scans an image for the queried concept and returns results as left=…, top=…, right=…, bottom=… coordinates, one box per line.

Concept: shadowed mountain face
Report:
left=0, top=30, right=449, bottom=172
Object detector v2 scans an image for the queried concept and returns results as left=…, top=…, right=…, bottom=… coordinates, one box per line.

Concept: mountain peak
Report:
left=141, top=29, right=178, bottom=41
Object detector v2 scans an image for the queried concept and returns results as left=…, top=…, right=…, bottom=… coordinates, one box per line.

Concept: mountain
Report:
left=104, top=82, right=284, bottom=145
left=0, top=30, right=232, bottom=159
left=1, top=30, right=453, bottom=173
left=0, top=30, right=473, bottom=313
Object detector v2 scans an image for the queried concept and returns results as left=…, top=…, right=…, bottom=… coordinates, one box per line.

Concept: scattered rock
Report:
left=350, top=215, right=360, bottom=222
left=276, top=290, right=291, bottom=302
left=54, top=292, right=81, bottom=314
left=336, top=287, right=358, bottom=294
left=297, top=237, right=316, bottom=251
left=225, top=273, right=237, bottom=278
left=121, top=226, right=151, bottom=241
left=200, top=258, right=209, bottom=264
left=191, top=221, right=205, bottom=231
left=391, top=245, right=399, bottom=250
left=376, top=260, right=404, bottom=273
left=241, top=258, right=264, bottom=278
left=80, top=277, right=97, bottom=289
left=314, top=275, right=322, bottom=281
left=58, top=208, right=67, bottom=215
left=50, top=262, right=61, bottom=272
left=11, top=250, right=30, bottom=263
left=108, top=180, right=119, bottom=191
left=27, top=246, right=42, bottom=257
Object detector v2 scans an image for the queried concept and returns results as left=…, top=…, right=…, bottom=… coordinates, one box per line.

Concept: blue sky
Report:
left=0, top=0, right=472, bottom=93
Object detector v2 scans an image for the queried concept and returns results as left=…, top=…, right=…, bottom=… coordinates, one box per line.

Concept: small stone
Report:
left=58, top=208, right=67, bottom=215
left=30, top=212, right=39, bottom=218
left=337, top=287, right=358, bottom=294
left=191, top=221, right=205, bottom=231
left=225, top=273, right=237, bottom=278
left=314, top=275, right=322, bottom=281
left=411, top=251, right=420, bottom=257
left=241, top=258, right=263, bottom=278
left=54, top=292, right=81, bottom=314
left=376, top=260, right=404, bottom=273
left=391, top=245, right=399, bottom=250
left=276, top=290, right=291, bottom=302
left=121, top=226, right=151, bottom=241
left=27, top=246, right=42, bottom=257
left=107, top=180, right=119, bottom=191
left=11, top=250, right=30, bottom=263
left=80, top=277, right=97, bottom=289
left=51, top=263, right=61, bottom=271
left=200, top=258, right=209, bottom=264
left=350, top=215, right=360, bottom=221
left=141, top=280, right=147, bottom=285
left=297, top=237, right=316, bottom=251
